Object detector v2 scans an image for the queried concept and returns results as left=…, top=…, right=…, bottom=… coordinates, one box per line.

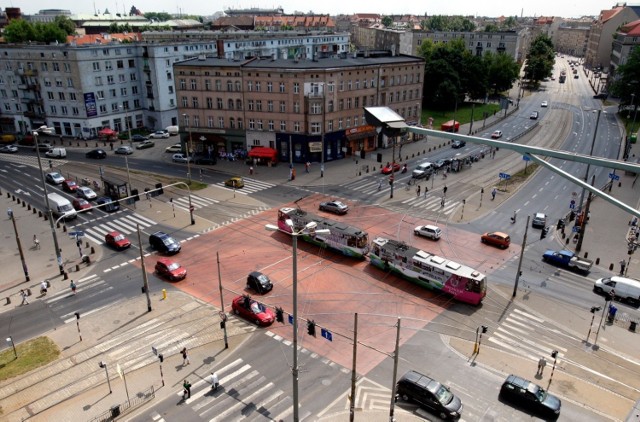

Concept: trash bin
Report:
left=110, top=405, right=120, bottom=417
left=631, top=134, right=637, bottom=144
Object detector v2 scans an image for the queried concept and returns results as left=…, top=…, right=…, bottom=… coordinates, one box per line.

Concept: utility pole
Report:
left=512, top=216, right=531, bottom=297
left=388, top=318, right=401, bottom=422
left=136, top=224, right=152, bottom=312
left=389, top=136, right=396, bottom=199
left=349, top=313, right=358, bottom=422
left=7, top=208, right=29, bottom=282
left=575, top=174, right=595, bottom=252
left=216, top=252, right=229, bottom=349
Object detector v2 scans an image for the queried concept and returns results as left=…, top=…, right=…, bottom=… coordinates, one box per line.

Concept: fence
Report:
left=88, top=386, right=155, bottom=422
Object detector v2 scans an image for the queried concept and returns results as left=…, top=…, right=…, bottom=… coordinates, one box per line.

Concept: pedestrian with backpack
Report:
left=70, top=280, right=77, bottom=295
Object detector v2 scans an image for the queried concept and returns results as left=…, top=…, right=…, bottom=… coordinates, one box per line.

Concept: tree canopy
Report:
left=523, top=34, right=555, bottom=85
left=420, top=15, right=475, bottom=32
left=3, top=18, right=72, bottom=43
left=381, top=16, right=393, bottom=28
left=610, top=46, right=640, bottom=103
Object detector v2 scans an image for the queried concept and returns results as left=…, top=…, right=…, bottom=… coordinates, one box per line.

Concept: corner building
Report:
left=174, top=53, right=424, bottom=164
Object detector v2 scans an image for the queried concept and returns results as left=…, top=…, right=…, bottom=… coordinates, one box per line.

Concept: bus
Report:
left=276, top=207, right=369, bottom=258
left=369, top=237, right=486, bottom=305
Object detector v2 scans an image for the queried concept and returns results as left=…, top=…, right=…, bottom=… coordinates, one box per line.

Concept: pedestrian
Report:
left=249, top=166, right=254, bottom=175
left=440, top=197, right=445, bottom=207
left=183, top=379, right=191, bottom=399
left=20, top=289, right=29, bottom=305
left=443, top=185, right=448, bottom=196
left=491, top=188, right=497, bottom=201
left=424, top=187, right=428, bottom=198
left=378, top=179, right=382, bottom=191
left=416, top=185, right=421, bottom=197
left=181, top=347, right=190, bottom=366
left=305, top=161, right=310, bottom=173
left=33, top=234, right=40, bottom=249
left=40, top=280, right=48, bottom=295
left=619, top=259, right=626, bottom=276
left=209, top=372, right=219, bottom=390
left=537, top=356, right=547, bottom=376
left=70, top=280, right=77, bottom=295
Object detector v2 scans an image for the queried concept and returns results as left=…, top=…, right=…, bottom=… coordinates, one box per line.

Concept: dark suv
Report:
left=246, top=271, right=273, bottom=294
left=396, top=370, right=463, bottom=420
left=149, top=231, right=181, bottom=255
left=499, top=375, right=561, bottom=420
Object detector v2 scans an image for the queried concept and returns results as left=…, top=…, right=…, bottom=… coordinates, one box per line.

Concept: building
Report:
left=173, top=52, right=424, bottom=164
left=611, top=19, right=640, bottom=81
left=585, top=5, right=640, bottom=71
left=555, top=25, right=590, bottom=57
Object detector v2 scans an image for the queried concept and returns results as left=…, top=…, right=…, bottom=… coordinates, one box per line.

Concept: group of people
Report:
left=18, top=279, right=76, bottom=304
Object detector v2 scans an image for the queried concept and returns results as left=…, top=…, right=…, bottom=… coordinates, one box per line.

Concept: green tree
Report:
left=484, top=24, right=500, bottom=32
left=3, top=19, right=37, bottom=42
left=54, top=16, right=76, bottom=35
left=144, top=12, right=171, bottom=22
left=381, top=16, right=393, bottom=28
left=610, top=46, right=640, bottom=103
left=485, top=51, right=520, bottom=94
left=502, top=16, right=517, bottom=29
left=524, top=34, right=555, bottom=85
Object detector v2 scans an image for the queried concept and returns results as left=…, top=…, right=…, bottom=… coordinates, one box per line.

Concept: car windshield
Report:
left=434, top=384, right=454, bottom=405
left=167, top=262, right=180, bottom=271
left=528, top=383, right=545, bottom=401
left=250, top=302, right=265, bottom=314
left=162, top=238, right=175, bottom=246
left=257, top=274, right=270, bottom=285
left=113, top=234, right=125, bottom=241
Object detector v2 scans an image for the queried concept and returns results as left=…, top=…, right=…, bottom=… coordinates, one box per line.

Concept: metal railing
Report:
left=88, top=386, right=155, bottom=422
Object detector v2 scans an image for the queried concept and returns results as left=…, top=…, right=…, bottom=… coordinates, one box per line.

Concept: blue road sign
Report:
left=320, top=328, right=333, bottom=342
left=499, top=172, right=511, bottom=180
left=609, top=173, right=620, bottom=181
left=572, top=226, right=580, bottom=233
left=522, top=155, right=531, bottom=161
left=288, top=314, right=293, bottom=325
left=68, top=231, right=85, bottom=238
left=569, top=203, right=575, bottom=209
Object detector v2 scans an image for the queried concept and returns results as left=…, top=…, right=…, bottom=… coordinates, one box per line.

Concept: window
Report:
left=280, top=101, right=286, bottom=113
left=280, top=120, right=286, bottom=131
left=120, top=87, right=127, bottom=96
left=236, top=99, right=242, bottom=110
left=60, top=106, right=68, bottom=115
left=235, top=81, right=241, bottom=91
left=311, top=103, right=321, bottom=114
left=227, top=81, right=233, bottom=91
left=279, top=82, right=285, bottom=93
left=348, top=80, right=352, bottom=90
left=328, top=100, right=334, bottom=112
left=97, top=90, right=105, bottom=99
left=228, top=99, right=234, bottom=110
left=347, top=98, right=352, bottom=109
left=339, top=80, right=344, bottom=91
left=50, top=105, right=57, bottom=114
left=193, top=116, right=200, bottom=128
left=41, top=62, right=49, bottom=71
left=206, top=97, right=213, bottom=109
left=293, top=82, right=299, bottom=93
left=217, top=98, right=223, bottom=109
left=190, top=79, right=197, bottom=90
left=72, top=106, right=79, bottom=115
left=192, top=97, right=199, bottom=108
left=249, top=119, right=255, bottom=130
left=93, top=62, right=101, bottom=71
left=247, top=81, right=253, bottom=91
left=181, top=96, right=188, bottom=107
left=105, top=61, right=113, bottom=71
left=215, top=80, right=222, bottom=91
left=268, top=100, right=273, bottom=112
left=268, top=120, right=274, bottom=131
left=267, top=82, right=273, bottom=92
left=58, top=92, right=65, bottom=100
left=205, top=80, right=211, bottom=91
left=346, top=117, right=351, bottom=127
left=294, top=121, right=300, bottom=132
left=229, top=118, right=235, bottom=129
left=117, top=60, right=124, bottom=69
left=67, top=77, right=74, bottom=87
left=55, top=79, right=63, bottom=87
left=69, top=92, right=77, bottom=101
left=354, top=97, right=359, bottom=108
left=311, top=122, right=321, bottom=134
left=294, top=102, right=300, bottom=113
left=328, top=120, right=333, bottom=131
left=338, top=118, right=343, bottom=129
left=47, top=92, right=55, bottom=100
left=248, top=100, right=254, bottom=111
left=119, top=74, right=126, bottom=83
left=339, top=99, right=344, bottom=111
left=99, top=104, right=107, bottom=113
left=237, top=118, right=243, bottom=129
left=256, top=100, right=262, bottom=111
left=256, top=82, right=261, bottom=92
left=208, top=116, right=214, bottom=128
left=218, top=117, right=224, bottom=128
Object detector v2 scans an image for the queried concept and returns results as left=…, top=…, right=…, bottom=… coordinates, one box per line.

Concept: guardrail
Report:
left=88, top=386, right=155, bottom=422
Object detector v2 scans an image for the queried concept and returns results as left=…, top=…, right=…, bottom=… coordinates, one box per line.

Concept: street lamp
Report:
left=99, top=361, right=112, bottom=393
left=7, top=208, right=29, bottom=282
left=120, top=104, right=133, bottom=148
left=182, top=113, right=193, bottom=185
left=265, top=221, right=330, bottom=422
left=6, top=336, right=17, bottom=359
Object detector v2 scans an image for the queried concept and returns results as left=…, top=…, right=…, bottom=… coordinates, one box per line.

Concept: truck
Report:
left=559, top=70, right=567, bottom=83
left=542, top=249, right=592, bottom=273
left=594, top=276, right=640, bottom=305
left=47, top=193, right=77, bottom=220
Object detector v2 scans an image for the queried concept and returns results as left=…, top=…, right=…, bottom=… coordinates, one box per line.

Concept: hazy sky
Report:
left=15, top=0, right=607, bottom=19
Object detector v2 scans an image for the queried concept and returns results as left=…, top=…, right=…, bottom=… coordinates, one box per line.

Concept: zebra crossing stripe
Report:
left=45, top=275, right=104, bottom=303
left=208, top=378, right=273, bottom=421
left=63, top=303, right=111, bottom=324
left=103, top=219, right=135, bottom=233
left=131, top=212, right=157, bottom=226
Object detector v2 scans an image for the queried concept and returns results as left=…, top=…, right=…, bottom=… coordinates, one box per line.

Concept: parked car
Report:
left=115, top=146, right=133, bottom=155
left=319, top=200, right=349, bottom=215
left=246, top=271, right=273, bottom=294
left=414, top=225, right=442, bottom=240
left=412, top=162, right=434, bottom=179
left=165, top=143, right=182, bottom=153
left=0, top=144, right=18, bottom=153
left=76, top=186, right=97, bottom=200
left=155, top=257, right=187, bottom=281
left=33, top=143, right=53, bottom=152
left=149, top=231, right=181, bottom=255
left=231, top=295, right=275, bottom=326
left=532, top=212, right=547, bottom=229
left=396, top=370, right=463, bottom=420
left=491, top=130, right=503, bottom=139
left=530, top=111, right=539, bottom=120
left=62, top=180, right=79, bottom=193
left=86, top=149, right=107, bottom=159
left=95, top=196, right=120, bottom=213
left=149, top=131, right=170, bottom=139
left=72, top=198, right=92, bottom=211
left=481, top=231, right=511, bottom=249
left=451, top=140, right=466, bottom=148
left=105, top=231, right=131, bottom=250
left=499, top=375, right=561, bottom=420
left=433, top=158, right=451, bottom=170
left=225, top=176, right=244, bottom=188
left=172, top=153, right=192, bottom=163
left=136, top=140, right=155, bottom=150
left=541, top=101, right=549, bottom=107
left=194, top=156, right=217, bottom=165
left=131, top=134, right=148, bottom=142
left=381, top=162, right=401, bottom=174
left=45, top=172, right=65, bottom=185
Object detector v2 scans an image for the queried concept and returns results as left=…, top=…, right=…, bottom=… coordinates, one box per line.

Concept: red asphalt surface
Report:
left=142, top=194, right=517, bottom=375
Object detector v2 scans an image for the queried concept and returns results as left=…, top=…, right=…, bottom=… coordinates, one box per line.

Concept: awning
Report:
left=346, top=130, right=377, bottom=141
left=98, top=128, right=117, bottom=136
left=248, top=147, right=277, bottom=158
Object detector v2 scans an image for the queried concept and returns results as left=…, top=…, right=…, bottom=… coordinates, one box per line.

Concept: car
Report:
left=225, top=176, right=244, bottom=188
left=491, top=130, right=503, bottom=139
left=593, top=93, right=608, bottom=99
left=149, top=131, right=170, bottom=139
left=33, top=143, right=53, bottom=152
left=530, top=111, right=539, bottom=120
left=45, top=147, right=66, bottom=158
left=149, top=231, right=181, bottom=255
left=131, top=134, right=148, bottom=142
left=396, top=370, right=463, bottom=420
left=451, top=139, right=466, bottom=148
left=413, top=162, right=434, bottom=179
left=86, top=149, right=107, bottom=159
left=72, top=198, right=92, bottom=211
left=532, top=212, right=547, bottom=229
left=433, top=158, right=452, bottom=170
left=96, top=196, right=120, bottom=213
left=165, top=143, right=183, bottom=153
left=231, top=295, right=275, bottom=326
left=481, top=231, right=511, bottom=249
left=541, top=101, right=548, bottom=107
left=104, top=231, right=131, bottom=250
left=136, top=140, right=155, bottom=150
left=414, top=224, right=442, bottom=240
left=114, top=146, right=133, bottom=155
left=246, top=271, right=274, bottom=294
left=500, top=375, right=561, bottom=420
left=76, top=186, right=97, bottom=200
left=551, top=76, right=556, bottom=81
left=0, top=144, right=18, bottom=153
left=155, top=257, right=187, bottom=281
left=45, top=172, right=65, bottom=185
left=194, top=156, right=217, bottom=165
left=319, top=200, right=349, bottom=215
left=381, top=162, right=401, bottom=174
left=62, top=180, right=79, bottom=193
left=172, top=153, right=192, bottom=163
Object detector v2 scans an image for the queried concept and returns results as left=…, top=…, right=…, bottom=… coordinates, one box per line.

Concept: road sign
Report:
left=499, top=172, right=511, bottom=180
left=572, top=226, right=580, bottom=233
left=609, top=172, right=620, bottom=181
left=68, top=231, right=85, bottom=238
left=522, top=155, right=531, bottom=161
left=320, top=328, right=333, bottom=342
left=288, top=314, right=294, bottom=325
left=569, top=203, right=575, bottom=209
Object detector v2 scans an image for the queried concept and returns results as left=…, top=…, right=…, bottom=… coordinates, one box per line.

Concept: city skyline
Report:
left=14, top=0, right=606, bottom=20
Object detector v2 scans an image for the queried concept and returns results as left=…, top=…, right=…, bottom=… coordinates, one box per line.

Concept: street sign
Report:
left=321, top=328, right=333, bottom=342
left=522, top=155, right=531, bottom=161
left=68, top=231, right=85, bottom=238
left=499, top=172, right=511, bottom=180
left=572, top=226, right=580, bottom=233
left=609, top=172, right=620, bottom=181
left=151, top=346, right=158, bottom=356
left=288, top=314, right=294, bottom=325
left=569, top=203, right=575, bottom=209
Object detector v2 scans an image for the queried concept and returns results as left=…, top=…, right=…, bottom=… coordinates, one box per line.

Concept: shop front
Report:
left=275, top=130, right=346, bottom=164
left=187, top=129, right=246, bottom=161
left=345, top=125, right=378, bottom=156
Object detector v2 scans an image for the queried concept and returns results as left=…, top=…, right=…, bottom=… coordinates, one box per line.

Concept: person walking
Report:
left=491, top=188, right=497, bottom=201
left=305, top=161, right=310, bottom=173
left=183, top=379, right=191, bottom=399
left=440, top=197, right=445, bottom=208
left=181, top=347, right=190, bottom=366
left=209, top=372, right=219, bottom=390
left=416, top=185, right=421, bottom=197
left=40, top=280, right=48, bottom=295
left=424, top=186, right=429, bottom=198
left=537, top=356, right=547, bottom=376
left=619, top=259, right=626, bottom=276
left=443, top=185, right=448, bottom=196
left=33, top=235, right=40, bottom=250
left=20, top=289, right=29, bottom=305
left=70, top=280, right=77, bottom=295
left=378, top=179, right=382, bottom=191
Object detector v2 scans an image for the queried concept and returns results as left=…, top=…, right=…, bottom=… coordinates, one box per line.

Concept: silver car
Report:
left=532, top=212, right=547, bottom=228
left=414, top=224, right=442, bottom=240
left=319, top=200, right=349, bottom=215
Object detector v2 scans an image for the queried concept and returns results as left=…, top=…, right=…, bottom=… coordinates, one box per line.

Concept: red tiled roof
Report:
left=66, top=33, right=140, bottom=44
left=619, top=18, right=640, bottom=35
left=601, top=6, right=624, bottom=23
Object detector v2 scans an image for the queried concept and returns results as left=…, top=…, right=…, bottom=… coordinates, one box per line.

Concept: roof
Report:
left=66, top=33, right=141, bottom=44
left=600, top=6, right=624, bottom=23
left=619, top=19, right=640, bottom=36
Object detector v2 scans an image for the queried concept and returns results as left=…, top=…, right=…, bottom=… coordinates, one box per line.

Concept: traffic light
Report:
left=557, top=219, right=565, bottom=230
left=481, top=325, right=488, bottom=334
left=275, top=307, right=284, bottom=323
left=307, top=320, right=316, bottom=337
left=569, top=211, right=576, bottom=222
left=540, top=227, right=548, bottom=240
left=158, top=354, right=164, bottom=363
left=551, top=350, right=558, bottom=359
left=590, top=306, right=601, bottom=314
left=75, top=312, right=80, bottom=320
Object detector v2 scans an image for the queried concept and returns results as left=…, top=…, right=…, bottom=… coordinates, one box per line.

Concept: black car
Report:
left=593, top=93, right=608, bottom=100
left=396, top=370, right=463, bottom=420
left=194, top=156, right=217, bottom=165
left=86, top=149, right=107, bottom=159
left=95, top=196, right=120, bottom=213
left=499, top=375, right=561, bottom=420
left=451, top=140, right=466, bottom=149
left=131, top=134, right=148, bottom=142
left=149, top=231, right=181, bottom=255
left=246, top=271, right=273, bottom=294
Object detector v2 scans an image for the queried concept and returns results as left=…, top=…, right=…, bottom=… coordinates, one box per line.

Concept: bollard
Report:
left=28, top=204, right=31, bottom=211
left=141, top=286, right=146, bottom=293
left=85, top=241, right=89, bottom=248
left=584, top=252, right=588, bottom=259
left=90, top=246, right=95, bottom=254
left=63, top=272, right=68, bottom=280
left=5, top=297, right=10, bottom=305
left=619, top=182, right=622, bottom=187
left=596, top=257, right=600, bottom=265
left=56, top=222, right=60, bottom=229
left=26, top=288, right=31, bottom=296
left=566, top=237, right=570, bottom=244
left=77, top=141, right=80, bottom=147
left=630, top=321, right=637, bottom=332
left=82, top=255, right=91, bottom=265
left=6, top=191, right=9, bottom=197
left=76, top=264, right=80, bottom=272
left=12, top=194, right=15, bottom=201
left=44, top=214, right=48, bottom=221
left=96, top=142, right=99, bottom=147
left=85, top=142, right=88, bottom=147
left=33, top=207, right=37, bottom=214
left=63, top=225, right=67, bottom=232
left=162, top=289, right=167, bottom=300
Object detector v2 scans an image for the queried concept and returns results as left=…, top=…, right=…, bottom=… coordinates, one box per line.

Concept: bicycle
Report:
left=33, top=236, right=40, bottom=250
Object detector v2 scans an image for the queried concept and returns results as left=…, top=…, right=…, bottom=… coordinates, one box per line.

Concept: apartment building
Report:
left=585, top=5, right=640, bottom=71
left=174, top=53, right=424, bottom=163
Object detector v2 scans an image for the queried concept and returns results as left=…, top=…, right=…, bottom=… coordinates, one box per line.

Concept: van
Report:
left=47, top=193, right=77, bottom=220
left=396, top=370, right=463, bottom=420
left=412, top=162, right=434, bottom=179
left=45, top=147, right=67, bottom=158
left=594, top=276, right=640, bottom=305
left=165, top=126, right=179, bottom=136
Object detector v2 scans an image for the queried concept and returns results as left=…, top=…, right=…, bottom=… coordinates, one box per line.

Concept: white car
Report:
left=491, top=130, right=503, bottom=139
left=414, top=225, right=442, bottom=240
left=149, top=131, right=170, bottom=139
left=165, top=143, right=183, bottom=153
left=77, top=186, right=97, bottom=200
left=172, top=153, right=192, bottom=163
left=114, top=146, right=133, bottom=155
left=45, top=172, right=65, bottom=185
left=541, top=101, right=548, bottom=107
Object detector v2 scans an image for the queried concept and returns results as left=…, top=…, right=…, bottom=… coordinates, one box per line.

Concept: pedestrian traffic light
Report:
left=377, top=153, right=382, bottom=163
left=540, top=227, right=548, bottom=240
left=551, top=350, right=558, bottom=359
left=158, top=354, right=164, bottom=363
left=275, top=307, right=284, bottom=323
left=307, top=320, right=316, bottom=337
left=75, top=312, right=80, bottom=320
left=481, top=325, right=488, bottom=334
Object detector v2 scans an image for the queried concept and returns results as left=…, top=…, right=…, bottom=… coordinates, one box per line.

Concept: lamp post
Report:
left=182, top=113, right=192, bottom=185
left=576, top=109, right=602, bottom=248
left=99, top=361, right=112, bottom=394
left=120, top=104, right=133, bottom=148
left=629, top=93, right=639, bottom=160
left=7, top=208, right=29, bottom=282
left=33, top=131, right=65, bottom=276
left=265, top=221, right=330, bottom=422
left=6, top=336, right=17, bottom=359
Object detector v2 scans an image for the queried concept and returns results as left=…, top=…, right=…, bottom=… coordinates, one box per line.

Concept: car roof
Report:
left=492, top=231, right=509, bottom=237
left=534, top=212, right=546, bottom=217
left=422, top=224, right=440, bottom=230
left=156, top=257, right=174, bottom=265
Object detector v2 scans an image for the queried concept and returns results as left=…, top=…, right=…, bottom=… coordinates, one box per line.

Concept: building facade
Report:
left=173, top=53, right=424, bottom=164
left=585, top=5, right=640, bottom=71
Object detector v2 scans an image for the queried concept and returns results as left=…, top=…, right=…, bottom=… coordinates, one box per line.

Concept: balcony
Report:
left=15, top=68, right=38, bottom=77
left=24, top=110, right=45, bottom=118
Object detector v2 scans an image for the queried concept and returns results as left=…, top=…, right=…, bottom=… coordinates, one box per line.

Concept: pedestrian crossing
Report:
left=215, top=178, right=277, bottom=195
left=169, top=194, right=218, bottom=211
left=487, top=308, right=568, bottom=363
left=69, top=212, right=157, bottom=245
left=399, top=194, right=460, bottom=215
left=43, top=274, right=119, bottom=323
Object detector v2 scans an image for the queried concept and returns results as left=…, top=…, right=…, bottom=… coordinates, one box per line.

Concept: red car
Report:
left=481, top=231, right=511, bottom=249
left=62, top=180, right=79, bottom=193
left=154, top=257, right=187, bottom=281
left=72, top=198, right=92, bottom=211
left=105, top=231, right=131, bottom=250
left=381, top=162, right=401, bottom=174
left=231, top=295, right=275, bottom=326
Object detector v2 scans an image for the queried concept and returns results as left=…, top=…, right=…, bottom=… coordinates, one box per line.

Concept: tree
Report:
left=485, top=51, right=520, bottom=94
left=3, top=19, right=66, bottom=43
left=54, top=16, right=76, bottom=35
left=484, top=24, right=500, bottom=32
left=610, top=46, right=640, bottom=103
left=381, top=16, right=393, bottom=28
left=524, top=35, right=555, bottom=85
